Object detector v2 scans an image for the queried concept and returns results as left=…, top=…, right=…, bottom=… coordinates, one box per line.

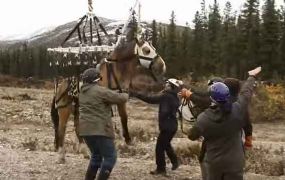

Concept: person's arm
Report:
left=189, top=93, right=211, bottom=108
left=100, top=87, right=129, bottom=105
left=243, top=110, right=253, bottom=148
left=243, top=110, right=253, bottom=137
left=130, top=91, right=163, bottom=104
left=238, top=66, right=261, bottom=118
left=180, top=88, right=211, bottom=109
left=191, top=88, right=210, bottom=97
left=237, top=76, right=257, bottom=110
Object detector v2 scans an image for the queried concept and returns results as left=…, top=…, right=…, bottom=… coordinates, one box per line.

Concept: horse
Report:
left=50, top=17, right=166, bottom=163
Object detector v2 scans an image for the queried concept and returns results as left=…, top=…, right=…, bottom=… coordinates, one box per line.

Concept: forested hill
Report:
left=0, top=0, right=285, bottom=81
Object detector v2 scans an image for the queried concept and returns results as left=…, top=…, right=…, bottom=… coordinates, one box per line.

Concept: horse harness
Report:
left=54, top=77, right=79, bottom=109
left=104, top=40, right=161, bottom=92
left=104, top=59, right=123, bottom=93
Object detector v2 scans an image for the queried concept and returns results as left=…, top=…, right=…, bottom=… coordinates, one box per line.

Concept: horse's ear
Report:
left=137, top=38, right=145, bottom=47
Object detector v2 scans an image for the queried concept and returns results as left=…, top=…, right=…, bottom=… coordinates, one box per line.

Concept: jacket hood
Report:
left=205, top=105, right=231, bottom=123
left=229, top=95, right=238, bottom=103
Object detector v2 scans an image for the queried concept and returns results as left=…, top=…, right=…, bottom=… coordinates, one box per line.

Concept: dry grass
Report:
left=245, top=145, right=284, bottom=176
left=22, top=137, right=38, bottom=151
left=174, top=140, right=201, bottom=165
left=1, top=95, right=15, bottom=100
left=251, top=84, right=285, bottom=122
left=0, top=75, right=53, bottom=89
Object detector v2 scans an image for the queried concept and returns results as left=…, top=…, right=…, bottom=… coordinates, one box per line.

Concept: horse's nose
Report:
left=151, top=56, right=166, bottom=76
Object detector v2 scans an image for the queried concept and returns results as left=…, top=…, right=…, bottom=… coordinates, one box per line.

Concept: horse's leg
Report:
left=73, top=98, right=89, bottom=158
left=57, top=106, right=71, bottom=163
left=51, top=97, right=59, bottom=151
left=117, top=103, right=131, bottom=144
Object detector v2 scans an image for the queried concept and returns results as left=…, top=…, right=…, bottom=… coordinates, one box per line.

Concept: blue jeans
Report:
left=83, top=136, right=117, bottom=176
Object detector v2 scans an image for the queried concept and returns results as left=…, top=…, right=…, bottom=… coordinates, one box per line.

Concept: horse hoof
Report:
left=57, top=147, right=66, bottom=164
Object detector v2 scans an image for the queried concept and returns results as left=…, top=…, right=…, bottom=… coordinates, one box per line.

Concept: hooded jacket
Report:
left=188, top=76, right=256, bottom=172
left=79, top=83, right=128, bottom=138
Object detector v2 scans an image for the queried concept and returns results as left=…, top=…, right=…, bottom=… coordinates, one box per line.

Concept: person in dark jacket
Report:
left=130, top=78, right=183, bottom=175
left=181, top=77, right=253, bottom=180
left=186, top=77, right=253, bottom=148
left=224, top=78, right=253, bottom=148
left=79, top=68, right=129, bottom=180
left=180, top=66, right=261, bottom=180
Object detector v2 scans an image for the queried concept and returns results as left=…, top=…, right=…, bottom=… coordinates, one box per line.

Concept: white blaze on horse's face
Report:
left=134, top=41, right=160, bottom=69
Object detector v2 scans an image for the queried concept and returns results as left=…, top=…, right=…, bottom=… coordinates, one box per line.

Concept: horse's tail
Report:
left=51, top=96, right=59, bottom=151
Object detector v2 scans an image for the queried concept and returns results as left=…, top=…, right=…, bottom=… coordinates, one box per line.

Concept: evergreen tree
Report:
left=221, top=1, right=237, bottom=76
left=191, top=11, right=206, bottom=77
left=208, top=0, right=222, bottom=74
left=279, top=2, right=285, bottom=77
left=260, top=0, right=281, bottom=78
left=165, top=11, right=177, bottom=76
left=178, top=22, right=192, bottom=74
left=151, top=20, right=158, bottom=48
left=237, top=0, right=260, bottom=78
left=157, top=24, right=167, bottom=58
left=0, top=50, right=4, bottom=74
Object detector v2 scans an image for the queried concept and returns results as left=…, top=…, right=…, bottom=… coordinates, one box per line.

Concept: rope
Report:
left=88, top=0, right=93, bottom=13
left=89, top=18, right=93, bottom=44
left=179, top=98, right=187, bottom=135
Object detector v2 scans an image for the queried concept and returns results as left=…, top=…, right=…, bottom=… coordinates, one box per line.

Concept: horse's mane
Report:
left=115, top=17, right=138, bottom=49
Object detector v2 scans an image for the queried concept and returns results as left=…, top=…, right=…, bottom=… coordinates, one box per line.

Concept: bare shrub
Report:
left=251, top=84, right=285, bottom=122
left=116, top=142, right=149, bottom=157
left=175, top=141, right=201, bottom=165
left=245, top=145, right=284, bottom=176
left=22, top=137, right=38, bottom=151
left=129, top=125, right=154, bottom=142
left=18, top=93, right=35, bottom=101
left=1, top=95, right=15, bottom=100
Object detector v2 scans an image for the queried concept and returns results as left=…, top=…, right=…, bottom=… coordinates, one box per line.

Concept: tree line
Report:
left=0, top=0, right=285, bottom=81
left=154, top=0, right=285, bottom=80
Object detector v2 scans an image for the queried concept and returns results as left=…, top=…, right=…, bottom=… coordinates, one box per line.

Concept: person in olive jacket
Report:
left=130, top=78, right=183, bottom=175
left=79, top=68, right=129, bottom=180
left=180, top=67, right=261, bottom=180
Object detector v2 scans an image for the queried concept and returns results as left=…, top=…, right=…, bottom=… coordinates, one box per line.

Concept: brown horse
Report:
left=51, top=17, right=166, bottom=163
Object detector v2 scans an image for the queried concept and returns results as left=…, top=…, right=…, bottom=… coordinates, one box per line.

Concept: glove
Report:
left=248, top=66, right=262, bottom=77
left=244, top=136, right=253, bottom=149
left=179, top=88, right=192, bottom=98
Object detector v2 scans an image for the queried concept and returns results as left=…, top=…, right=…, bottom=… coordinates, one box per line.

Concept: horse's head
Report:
left=108, top=16, right=166, bottom=91
left=135, top=38, right=166, bottom=78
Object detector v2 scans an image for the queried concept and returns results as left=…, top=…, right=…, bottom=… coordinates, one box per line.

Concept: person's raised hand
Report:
left=179, top=88, right=192, bottom=98
left=248, top=66, right=262, bottom=77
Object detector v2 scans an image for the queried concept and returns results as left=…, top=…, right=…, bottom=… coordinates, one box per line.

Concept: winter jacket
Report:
left=189, top=87, right=252, bottom=136
left=79, top=83, right=128, bottom=138
left=188, top=76, right=256, bottom=172
left=132, top=90, right=180, bottom=132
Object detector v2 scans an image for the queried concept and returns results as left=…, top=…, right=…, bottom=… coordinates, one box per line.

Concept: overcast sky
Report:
left=0, top=0, right=284, bottom=37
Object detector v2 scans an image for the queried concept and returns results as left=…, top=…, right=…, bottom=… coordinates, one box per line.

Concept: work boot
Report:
left=149, top=169, right=166, bottom=175
left=171, top=161, right=180, bottom=171
left=85, top=165, right=98, bottom=180
left=97, top=169, right=111, bottom=180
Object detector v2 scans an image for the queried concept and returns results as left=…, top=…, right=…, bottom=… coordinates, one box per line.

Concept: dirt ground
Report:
left=0, top=86, right=285, bottom=180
